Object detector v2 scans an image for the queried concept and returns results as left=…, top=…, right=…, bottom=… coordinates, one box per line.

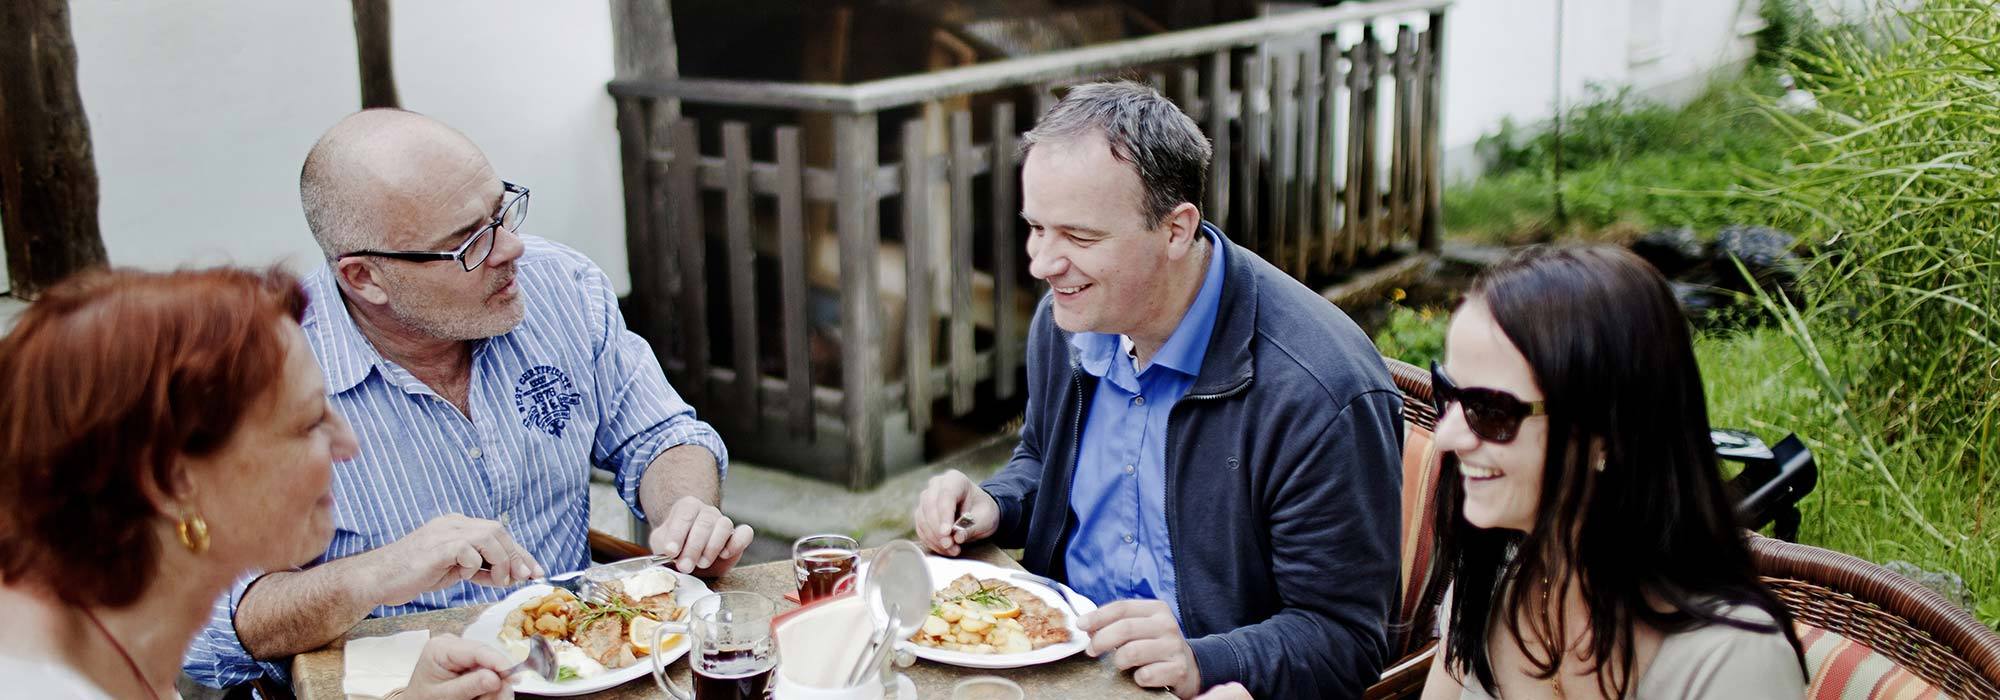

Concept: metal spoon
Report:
left=506, top=635, right=559, bottom=680
left=842, top=601, right=901, bottom=687
left=859, top=541, right=933, bottom=690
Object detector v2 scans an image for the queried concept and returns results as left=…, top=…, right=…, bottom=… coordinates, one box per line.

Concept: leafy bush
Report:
left=1749, top=0, right=2000, bottom=443
left=1372, top=303, right=1447, bottom=368
left=1754, top=0, right=1821, bottom=66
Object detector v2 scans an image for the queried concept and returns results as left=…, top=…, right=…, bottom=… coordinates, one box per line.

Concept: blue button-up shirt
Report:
left=184, top=236, right=728, bottom=688
left=1063, top=230, right=1224, bottom=620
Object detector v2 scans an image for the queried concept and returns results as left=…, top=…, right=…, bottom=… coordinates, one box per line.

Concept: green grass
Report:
left=1698, top=326, right=2000, bottom=628
left=1746, top=0, right=2000, bottom=446
left=1442, top=76, right=1800, bottom=245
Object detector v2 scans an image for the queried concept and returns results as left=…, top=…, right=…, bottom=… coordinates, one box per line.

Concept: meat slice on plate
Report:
left=940, top=574, right=985, bottom=599
left=574, top=616, right=626, bottom=667
left=1002, top=589, right=1072, bottom=647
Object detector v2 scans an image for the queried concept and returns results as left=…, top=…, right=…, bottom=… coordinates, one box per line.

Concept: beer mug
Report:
left=654, top=591, right=779, bottom=700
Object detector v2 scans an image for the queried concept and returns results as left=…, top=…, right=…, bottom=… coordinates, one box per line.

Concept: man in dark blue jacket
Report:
left=913, top=81, right=1404, bottom=699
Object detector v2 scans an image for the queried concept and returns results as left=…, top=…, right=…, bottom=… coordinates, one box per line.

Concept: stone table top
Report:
left=291, top=543, right=1168, bottom=699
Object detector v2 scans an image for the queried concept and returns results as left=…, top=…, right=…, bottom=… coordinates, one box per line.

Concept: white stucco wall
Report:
left=67, top=0, right=628, bottom=289
left=49, top=0, right=1795, bottom=292
left=1436, top=0, right=1773, bottom=180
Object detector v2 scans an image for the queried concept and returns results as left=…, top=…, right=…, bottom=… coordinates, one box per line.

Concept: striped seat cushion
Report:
left=1800, top=623, right=1951, bottom=699
left=1394, top=424, right=1445, bottom=655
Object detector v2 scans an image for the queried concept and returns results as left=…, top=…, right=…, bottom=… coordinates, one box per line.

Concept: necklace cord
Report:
left=80, top=607, right=162, bottom=700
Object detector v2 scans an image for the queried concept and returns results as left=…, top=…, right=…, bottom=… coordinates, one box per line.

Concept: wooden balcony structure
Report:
left=610, top=0, right=1450, bottom=489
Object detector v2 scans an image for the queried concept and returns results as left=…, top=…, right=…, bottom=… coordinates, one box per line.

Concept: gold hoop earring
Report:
left=177, top=510, right=210, bottom=554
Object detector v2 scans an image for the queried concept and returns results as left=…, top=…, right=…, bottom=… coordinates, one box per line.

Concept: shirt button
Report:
left=1132, top=396, right=1146, bottom=407
left=1124, top=464, right=1136, bottom=475
left=1123, top=534, right=1135, bottom=544
left=499, top=512, right=511, bottom=526
left=467, top=447, right=483, bottom=460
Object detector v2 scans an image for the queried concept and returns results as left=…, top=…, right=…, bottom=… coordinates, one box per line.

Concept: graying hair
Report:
left=299, top=151, right=366, bottom=263
left=1019, top=81, right=1213, bottom=226
left=300, top=108, right=438, bottom=263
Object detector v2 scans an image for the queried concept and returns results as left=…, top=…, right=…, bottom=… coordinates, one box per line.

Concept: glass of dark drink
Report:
left=792, top=534, right=859, bottom=605
left=652, top=591, right=778, bottom=700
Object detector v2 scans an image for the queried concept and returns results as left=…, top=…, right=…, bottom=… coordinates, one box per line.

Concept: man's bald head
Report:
left=300, top=109, right=490, bottom=260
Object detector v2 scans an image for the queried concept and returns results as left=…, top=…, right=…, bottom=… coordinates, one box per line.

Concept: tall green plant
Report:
left=1746, top=0, right=2000, bottom=446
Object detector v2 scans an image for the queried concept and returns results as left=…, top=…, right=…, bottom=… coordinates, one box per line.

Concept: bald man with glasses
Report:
left=183, top=109, right=750, bottom=690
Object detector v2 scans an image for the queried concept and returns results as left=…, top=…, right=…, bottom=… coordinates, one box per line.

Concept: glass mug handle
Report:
left=651, top=620, right=695, bottom=700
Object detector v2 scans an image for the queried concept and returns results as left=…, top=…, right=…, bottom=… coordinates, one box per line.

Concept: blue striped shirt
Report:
left=183, top=236, right=727, bottom=688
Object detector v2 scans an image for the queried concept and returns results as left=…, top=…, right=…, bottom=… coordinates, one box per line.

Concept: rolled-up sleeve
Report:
left=575, top=258, right=728, bottom=520
left=183, top=572, right=291, bottom=688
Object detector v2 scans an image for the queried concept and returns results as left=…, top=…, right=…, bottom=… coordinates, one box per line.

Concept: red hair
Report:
left=0, top=267, right=307, bottom=607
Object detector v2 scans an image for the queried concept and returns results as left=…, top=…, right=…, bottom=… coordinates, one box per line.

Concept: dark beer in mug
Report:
left=691, top=647, right=775, bottom=700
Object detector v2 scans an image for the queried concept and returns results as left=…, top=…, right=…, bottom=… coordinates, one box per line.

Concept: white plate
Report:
left=462, top=570, right=713, bottom=697
left=905, top=557, right=1097, bottom=670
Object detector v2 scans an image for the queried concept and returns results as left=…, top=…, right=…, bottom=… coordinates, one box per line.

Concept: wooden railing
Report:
left=609, top=0, right=1450, bottom=489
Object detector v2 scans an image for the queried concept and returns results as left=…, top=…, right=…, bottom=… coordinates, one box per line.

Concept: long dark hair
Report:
left=1423, top=245, right=1804, bottom=697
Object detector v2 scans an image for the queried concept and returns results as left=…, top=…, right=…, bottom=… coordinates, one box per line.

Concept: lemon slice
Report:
left=629, top=616, right=680, bottom=656
left=965, top=595, right=1021, bottom=619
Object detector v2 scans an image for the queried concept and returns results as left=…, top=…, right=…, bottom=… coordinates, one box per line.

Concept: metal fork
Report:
left=477, top=567, right=599, bottom=601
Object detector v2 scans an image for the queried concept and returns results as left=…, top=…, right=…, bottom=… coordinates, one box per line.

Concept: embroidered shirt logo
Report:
left=514, top=365, right=583, bottom=438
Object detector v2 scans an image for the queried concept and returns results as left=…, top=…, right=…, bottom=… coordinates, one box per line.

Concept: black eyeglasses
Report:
left=339, top=181, right=529, bottom=271
left=1431, top=361, right=1546, bottom=444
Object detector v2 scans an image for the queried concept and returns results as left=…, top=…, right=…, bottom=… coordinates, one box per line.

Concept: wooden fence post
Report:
left=834, top=112, right=884, bottom=489
left=665, top=120, right=708, bottom=407
left=1420, top=12, right=1446, bottom=252
left=991, top=102, right=1021, bottom=401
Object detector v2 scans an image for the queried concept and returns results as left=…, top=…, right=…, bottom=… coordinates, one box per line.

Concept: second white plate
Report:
left=906, top=557, right=1097, bottom=670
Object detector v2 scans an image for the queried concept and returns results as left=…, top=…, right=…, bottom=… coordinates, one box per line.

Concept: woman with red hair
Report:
left=0, top=268, right=518, bottom=699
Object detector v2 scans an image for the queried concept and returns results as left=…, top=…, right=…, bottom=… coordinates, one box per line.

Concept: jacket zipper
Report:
left=1054, top=364, right=1086, bottom=577
left=1162, top=378, right=1252, bottom=628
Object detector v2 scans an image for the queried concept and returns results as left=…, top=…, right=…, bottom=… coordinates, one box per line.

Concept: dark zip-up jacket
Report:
left=982, top=224, right=1404, bottom=699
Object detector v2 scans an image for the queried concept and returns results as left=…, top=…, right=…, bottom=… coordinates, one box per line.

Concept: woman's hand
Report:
left=399, top=633, right=516, bottom=700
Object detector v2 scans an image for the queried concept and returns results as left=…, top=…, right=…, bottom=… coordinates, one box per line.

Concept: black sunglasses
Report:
left=339, top=181, right=529, bottom=271
left=1430, top=361, right=1546, bottom=444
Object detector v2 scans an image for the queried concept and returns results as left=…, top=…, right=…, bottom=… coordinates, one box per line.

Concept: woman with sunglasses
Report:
left=1418, top=246, right=1805, bottom=699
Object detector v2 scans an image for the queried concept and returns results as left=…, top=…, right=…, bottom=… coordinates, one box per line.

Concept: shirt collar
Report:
left=1069, top=228, right=1227, bottom=379
left=1148, top=229, right=1226, bottom=376
left=302, top=266, right=386, bottom=396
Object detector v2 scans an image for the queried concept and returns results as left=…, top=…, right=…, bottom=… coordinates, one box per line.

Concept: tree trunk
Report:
left=352, top=0, right=400, bottom=109
left=0, top=0, right=108, bottom=299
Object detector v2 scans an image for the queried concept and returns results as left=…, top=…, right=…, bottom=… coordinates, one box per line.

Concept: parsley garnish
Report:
left=573, top=595, right=647, bottom=631
left=946, top=581, right=1012, bottom=610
